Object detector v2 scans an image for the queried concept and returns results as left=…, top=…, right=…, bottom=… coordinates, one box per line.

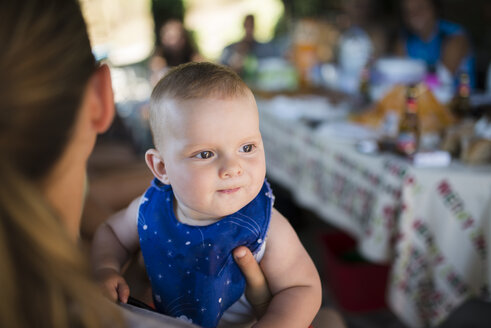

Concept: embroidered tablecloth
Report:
left=257, top=95, right=491, bottom=327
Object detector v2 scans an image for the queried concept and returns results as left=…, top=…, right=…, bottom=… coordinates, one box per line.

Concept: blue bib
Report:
left=138, top=178, right=273, bottom=328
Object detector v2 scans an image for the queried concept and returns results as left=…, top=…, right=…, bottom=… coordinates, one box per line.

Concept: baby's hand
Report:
left=95, top=267, right=130, bottom=303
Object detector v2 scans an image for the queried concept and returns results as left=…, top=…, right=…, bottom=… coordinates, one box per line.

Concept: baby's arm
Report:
left=91, top=197, right=141, bottom=303
left=255, top=208, right=322, bottom=327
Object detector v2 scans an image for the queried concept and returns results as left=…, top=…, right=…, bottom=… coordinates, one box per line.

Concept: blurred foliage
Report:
left=281, top=0, right=340, bottom=18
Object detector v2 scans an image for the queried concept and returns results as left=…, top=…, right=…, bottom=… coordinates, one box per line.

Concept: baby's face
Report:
left=160, top=93, right=266, bottom=224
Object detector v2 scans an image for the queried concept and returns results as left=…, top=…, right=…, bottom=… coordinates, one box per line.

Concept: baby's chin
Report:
left=216, top=204, right=248, bottom=218
left=215, top=197, right=256, bottom=218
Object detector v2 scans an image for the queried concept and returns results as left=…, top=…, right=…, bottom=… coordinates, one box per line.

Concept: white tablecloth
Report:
left=389, top=167, right=491, bottom=327
left=257, top=95, right=491, bottom=327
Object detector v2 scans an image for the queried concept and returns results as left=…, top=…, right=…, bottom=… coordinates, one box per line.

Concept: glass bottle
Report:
left=358, top=62, right=371, bottom=104
left=451, top=72, right=471, bottom=119
left=396, top=85, right=420, bottom=157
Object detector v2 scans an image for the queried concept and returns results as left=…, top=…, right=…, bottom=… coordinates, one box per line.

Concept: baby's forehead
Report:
left=153, top=91, right=257, bottom=137
left=164, top=92, right=256, bottom=115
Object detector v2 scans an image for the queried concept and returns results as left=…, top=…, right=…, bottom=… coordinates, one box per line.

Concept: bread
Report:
left=350, top=83, right=455, bottom=134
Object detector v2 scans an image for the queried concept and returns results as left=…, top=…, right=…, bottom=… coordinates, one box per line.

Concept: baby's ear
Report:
left=145, top=149, right=170, bottom=184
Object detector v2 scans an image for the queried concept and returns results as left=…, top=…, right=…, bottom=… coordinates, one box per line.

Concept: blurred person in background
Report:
left=395, top=0, right=476, bottom=89
left=337, top=0, right=388, bottom=60
left=0, top=0, right=273, bottom=327
left=327, top=0, right=389, bottom=95
left=149, top=18, right=202, bottom=86
left=219, top=14, right=278, bottom=79
left=220, top=14, right=258, bottom=76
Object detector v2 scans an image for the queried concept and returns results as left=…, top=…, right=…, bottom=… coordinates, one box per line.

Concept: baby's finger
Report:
left=117, top=280, right=130, bottom=303
left=101, top=281, right=119, bottom=302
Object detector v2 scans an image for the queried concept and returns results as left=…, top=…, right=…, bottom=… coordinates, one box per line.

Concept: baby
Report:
left=91, top=62, right=321, bottom=328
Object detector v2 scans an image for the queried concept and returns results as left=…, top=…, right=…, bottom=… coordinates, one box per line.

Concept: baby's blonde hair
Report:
left=149, top=62, right=252, bottom=149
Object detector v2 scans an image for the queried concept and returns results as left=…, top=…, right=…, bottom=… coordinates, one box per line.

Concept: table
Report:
left=257, top=95, right=491, bottom=328
left=389, top=168, right=491, bottom=327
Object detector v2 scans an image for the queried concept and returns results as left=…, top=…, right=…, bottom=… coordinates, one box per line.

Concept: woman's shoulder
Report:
left=438, top=19, right=465, bottom=36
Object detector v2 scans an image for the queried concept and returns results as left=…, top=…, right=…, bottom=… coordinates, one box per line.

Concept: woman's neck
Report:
left=41, top=150, right=88, bottom=241
left=418, top=16, right=438, bottom=42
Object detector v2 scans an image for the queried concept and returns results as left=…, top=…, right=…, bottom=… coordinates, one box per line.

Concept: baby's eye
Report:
left=195, top=151, right=214, bottom=159
left=240, top=144, right=255, bottom=153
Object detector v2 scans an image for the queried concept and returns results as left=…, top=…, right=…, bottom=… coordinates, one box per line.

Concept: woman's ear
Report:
left=145, top=148, right=170, bottom=184
left=90, top=64, right=115, bottom=133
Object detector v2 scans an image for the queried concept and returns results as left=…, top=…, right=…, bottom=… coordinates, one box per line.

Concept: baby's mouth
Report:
left=217, top=187, right=241, bottom=194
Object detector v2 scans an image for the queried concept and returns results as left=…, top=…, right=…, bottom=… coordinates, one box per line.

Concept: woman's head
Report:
left=342, top=0, right=376, bottom=27
left=0, top=0, right=95, bottom=180
left=0, top=0, right=115, bottom=236
left=160, top=19, right=187, bottom=51
left=157, top=18, right=197, bottom=67
left=0, top=1, right=118, bottom=327
left=401, top=0, right=439, bottom=37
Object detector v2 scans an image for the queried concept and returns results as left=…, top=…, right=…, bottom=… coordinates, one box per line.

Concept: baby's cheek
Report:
left=248, top=155, right=266, bottom=175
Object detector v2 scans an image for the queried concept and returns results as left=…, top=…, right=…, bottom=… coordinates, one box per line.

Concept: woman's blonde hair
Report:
left=0, top=1, right=123, bottom=327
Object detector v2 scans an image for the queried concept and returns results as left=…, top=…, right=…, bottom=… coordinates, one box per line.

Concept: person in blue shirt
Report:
left=395, top=0, right=476, bottom=89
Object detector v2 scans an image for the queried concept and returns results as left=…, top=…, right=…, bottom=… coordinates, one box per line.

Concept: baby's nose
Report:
left=219, top=157, right=243, bottom=178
